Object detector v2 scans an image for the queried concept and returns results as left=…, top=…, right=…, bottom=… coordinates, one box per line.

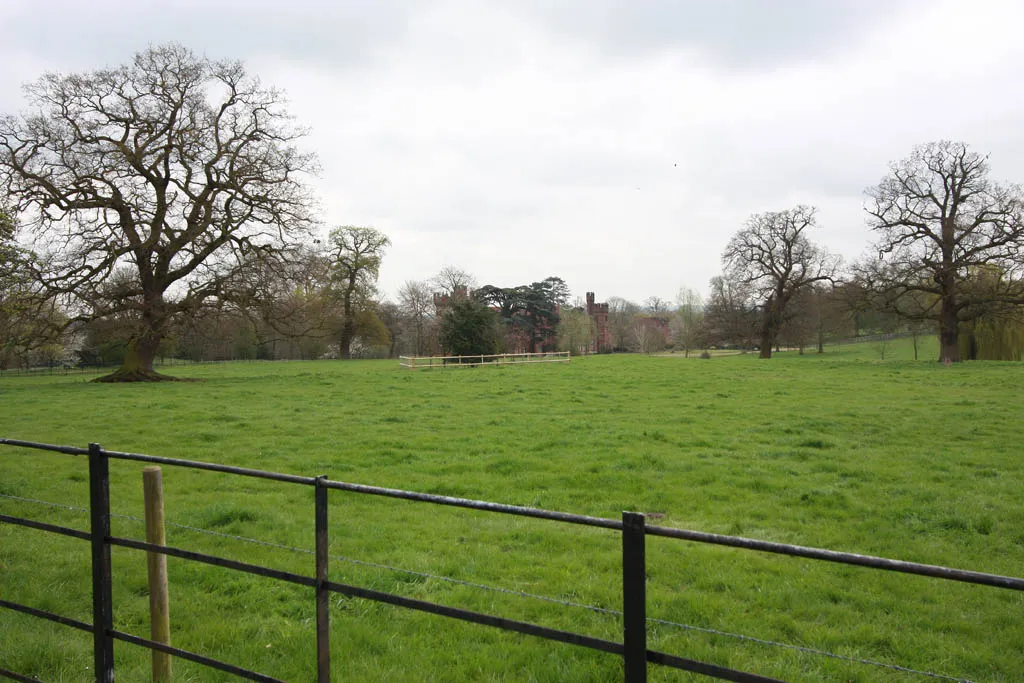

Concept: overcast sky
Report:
left=3, top=0, right=1024, bottom=304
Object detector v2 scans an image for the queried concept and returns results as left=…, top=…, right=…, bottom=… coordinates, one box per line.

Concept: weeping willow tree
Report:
left=958, top=316, right=1024, bottom=360
left=957, top=266, right=1024, bottom=360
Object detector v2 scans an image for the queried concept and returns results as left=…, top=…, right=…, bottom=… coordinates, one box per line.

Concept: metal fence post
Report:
left=315, top=476, right=330, bottom=683
left=622, top=511, right=647, bottom=683
left=89, top=443, right=115, bottom=682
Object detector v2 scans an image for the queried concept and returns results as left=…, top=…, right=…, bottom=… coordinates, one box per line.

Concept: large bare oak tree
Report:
left=864, top=141, right=1024, bottom=362
left=722, top=205, right=839, bottom=358
left=0, top=44, right=317, bottom=380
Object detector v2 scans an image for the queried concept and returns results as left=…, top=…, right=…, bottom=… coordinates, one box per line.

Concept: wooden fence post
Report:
left=622, top=511, right=647, bottom=683
left=143, top=466, right=172, bottom=682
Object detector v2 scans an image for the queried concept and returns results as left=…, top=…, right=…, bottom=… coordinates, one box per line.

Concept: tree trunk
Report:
left=337, top=272, right=359, bottom=360
left=94, top=292, right=177, bottom=382
left=937, top=222, right=961, bottom=363
left=938, top=295, right=960, bottom=363
left=759, top=325, right=773, bottom=358
left=339, top=319, right=355, bottom=360
left=758, top=309, right=774, bottom=359
left=94, top=329, right=172, bottom=382
left=131, top=334, right=159, bottom=373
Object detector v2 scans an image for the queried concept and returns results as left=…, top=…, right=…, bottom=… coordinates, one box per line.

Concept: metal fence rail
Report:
left=1, top=437, right=1021, bottom=683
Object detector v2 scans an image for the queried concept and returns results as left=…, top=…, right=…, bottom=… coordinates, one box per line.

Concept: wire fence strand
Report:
left=0, top=491, right=975, bottom=682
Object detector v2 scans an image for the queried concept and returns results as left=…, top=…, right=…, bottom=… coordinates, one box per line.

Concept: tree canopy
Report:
left=326, top=226, right=390, bottom=359
left=437, top=297, right=498, bottom=359
left=863, top=141, right=1024, bottom=362
left=0, top=207, right=19, bottom=285
left=0, top=207, right=61, bottom=367
left=475, top=276, right=568, bottom=353
left=0, top=43, right=317, bottom=380
left=722, top=206, right=839, bottom=358
left=672, top=287, right=705, bottom=357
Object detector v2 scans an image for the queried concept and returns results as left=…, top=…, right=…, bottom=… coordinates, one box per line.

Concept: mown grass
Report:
left=1, top=339, right=1022, bottom=682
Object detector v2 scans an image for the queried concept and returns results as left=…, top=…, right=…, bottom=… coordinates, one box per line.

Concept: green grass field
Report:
left=2, top=339, right=1023, bottom=682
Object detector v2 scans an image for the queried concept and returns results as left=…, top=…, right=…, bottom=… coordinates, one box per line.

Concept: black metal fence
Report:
left=0, top=357, right=262, bottom=379
left=1, top=437, right=1022, bottom=683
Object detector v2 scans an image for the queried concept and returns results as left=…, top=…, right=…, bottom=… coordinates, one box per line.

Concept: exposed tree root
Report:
left=91, top=368, right=181, bottom=383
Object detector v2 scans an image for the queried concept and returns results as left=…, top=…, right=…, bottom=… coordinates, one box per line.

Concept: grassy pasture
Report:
left=1, top=340, right=1023, bottom=682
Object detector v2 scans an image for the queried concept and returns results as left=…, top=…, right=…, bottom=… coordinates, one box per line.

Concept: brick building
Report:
left=586, top=292, right=611, bottom=353
left=432, top=286, right=469, bottom=313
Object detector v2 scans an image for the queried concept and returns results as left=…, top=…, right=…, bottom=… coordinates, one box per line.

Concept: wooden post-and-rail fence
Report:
left=1, top=438, right=1023, bottom=683
left=399, top=351, right=571, bottom=369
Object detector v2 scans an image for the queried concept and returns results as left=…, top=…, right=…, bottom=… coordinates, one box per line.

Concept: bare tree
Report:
left=644, top=295, right=669, bottom=313
left=1, top=207, right=66, bottom=367
left=0, top=44, right=317, bottom=380
left=325, top=226, right=390, bottom=359
left=431, top=266, right=477, bottom=298
left=814, top=283, right=857, bottom=352
left=0, top=206, right=26, bottom=309
left=631, top=319, right=652, bottom=354
left=779, top=286, right=817, bottom=354
left=631, top=319, right=666, bottom=354
left=398, top=279, right=435, bottom=355
left=864, top=141, right=1024, bottom=362
left=226, top=243, right=337, bottom=353
left=606, top=296, right=640, bottom=350
left=723, top=206, right=840, bottom=358
left=702, top=274, right=758, bottom=349
left=672, top=287, right=704, bottom=357
left=0, top=206, right=14, bottom=267
left=376, top=300, right=402, bottom=359
left=556, top=306, right=595, bottom=355
left=873, top=312, right=902, bottom=361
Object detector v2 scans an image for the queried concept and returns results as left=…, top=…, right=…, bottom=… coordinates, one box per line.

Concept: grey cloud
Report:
left=4, top=0, right=1023, bottom=305
left=2, top=1, right=415, bottom=71
left=513, top=0, right=924, bottom=67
